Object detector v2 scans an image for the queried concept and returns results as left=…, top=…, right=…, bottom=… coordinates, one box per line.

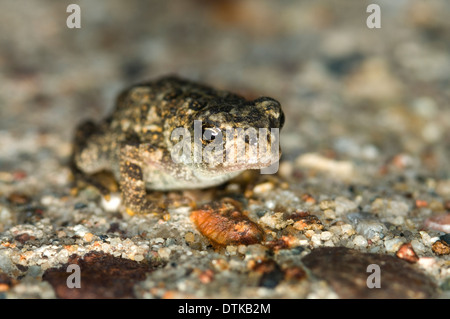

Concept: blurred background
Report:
left=0, top=0, right=449, bottom=176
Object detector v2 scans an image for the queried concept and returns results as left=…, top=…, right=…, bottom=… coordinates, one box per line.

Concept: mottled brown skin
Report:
left=72, top=76, right=284, bottom=214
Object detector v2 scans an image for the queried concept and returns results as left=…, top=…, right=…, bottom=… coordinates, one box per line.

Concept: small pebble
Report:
left=311, top=234, right=322, bottom=247
left=7, top=193, right=30, bottom=205
left=226, top=245, right=237, bottom=255
left=341, top=224, right=356, bottom=237
left=260, top=212, right=293, bottom=230
left=410, top=239, right=426, bottom=255
left=304, top=230, right=315, bottom=238
left=185, top=232, right=195, bottom=243
left=83, top=233, right=94, bottom=242
left=396, top=243, right=419, bottom=263
left=278, top=161, right=293, bottom=179
left=158, top=247, right=171, bottom=260
left=73, top=202, right=87, bottom=210
left=237, top=245, right=247, bottom=255
left=384, top=238, right=405, bottom=253
left=101, top=193, right=122, bottom=212
left=334, top=197, right=358, bottom=215
left=419, top=231, right=433, bottom=246
left=320, top=231, right=333, bottom=241
left=253, top=182, right=274, bottom=194
left=353, top=235, right=368, bottom=247
left=371, top=198, right=410, bottom=217
left=329, top=225, right=343, bottom=236
left=211, top=259, right=229, bottom=271
left=354, top=220, right=387, bottom=239
left=431, top=240, right=450, bottom=256
left=440, top=234, right=450, bottom=245
left=73, top=225, right=89, bottom=238
left=323, top=209, right=336, bottom=219
left=319, top=200, right=335, bottom=210
left=424, top=213, right=450, bottom=233
left=296, top=153, right=355, bottom=180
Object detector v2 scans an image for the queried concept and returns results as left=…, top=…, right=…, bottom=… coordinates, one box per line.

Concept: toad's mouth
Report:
left=194, top=147, right=282, bottom=175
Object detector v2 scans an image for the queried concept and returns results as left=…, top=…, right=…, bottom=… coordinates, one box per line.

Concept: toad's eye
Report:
left=203, top=126, right=222, bottom=142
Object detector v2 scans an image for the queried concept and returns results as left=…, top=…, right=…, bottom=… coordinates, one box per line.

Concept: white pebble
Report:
left=311, top=234, right=322, bottom=247
left=419, top=231, right=433, bottom=246
left=329, top=225, right=343, bottom=236
left=260, top=212, right=293, bottom=230
left=296, top=153, right=355, bottom=180
left=40, top=195, right=56, bottom=206
left=226, top=245, right=237, bottom=255
left=73, top=225, right=89, bottom=237
left=384, top=238, right=405, bottom=253
left=253, top=182, right=274, bottom=194
left=417, top=257, right=436, bottom=268
left=158, top=247, right=171, bottom=260
left=320, top=231, right=333, bottom=241
left=411, top=239, right=426, bottom=254
left=354, top=220, right=387, bottom=239
left=371, top=198, right=409, bottom=217
left=323, top=240, right=334, bottom=247
left=323, top=209, right=336, bottom=219
left=101, top=193, right=122, bottom=212
left=353, top=235, right=368, bottom=247
left=341, top=224, right=356, bottom=236
left=334, top=197, right=358, bottom=216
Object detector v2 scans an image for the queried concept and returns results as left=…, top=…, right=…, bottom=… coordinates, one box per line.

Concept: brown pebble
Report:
left=185, top=232, right=195, bottom=243
left=301, top=193, right=316, bottom=204
left=284, top=266, right=307, bottom=282
left=14, top=233, right=35, bottom=244
left=7, top=192, right=31, bottom=205
left=0, top=273, right=16, bottom=292
left=431, top=240, right=450, bottom=256
left=265, top=235, right=296, bottom=251
left=290, top=211, right=324, bottom=231
left=444, top=200, right=450, bottom=211
left=190, top=198, right=264, bottom=246
left=396, top=243, right=419, bottom=263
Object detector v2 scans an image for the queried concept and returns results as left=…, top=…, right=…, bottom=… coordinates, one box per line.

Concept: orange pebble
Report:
left=190, top=198, right=264, bottom=246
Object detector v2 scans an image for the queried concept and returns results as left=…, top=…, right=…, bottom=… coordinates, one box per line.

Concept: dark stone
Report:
left=302, top=247, right=437, bottom=298
left=258, top=261, right=284, bottom=289
left=325, top=52, right=364, bottom=75
left=440, top=233, right=450, bottom=245
left=74, top=202, right=87, bottom=210
left=43, top=251, right=159, bottom=299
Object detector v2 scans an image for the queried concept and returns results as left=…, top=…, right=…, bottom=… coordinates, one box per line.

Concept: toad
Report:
left=72, top=76, right=284, bottom=214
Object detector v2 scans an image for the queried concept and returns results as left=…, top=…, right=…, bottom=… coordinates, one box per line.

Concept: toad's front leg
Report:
left=119, top=143, right=158, bottom=215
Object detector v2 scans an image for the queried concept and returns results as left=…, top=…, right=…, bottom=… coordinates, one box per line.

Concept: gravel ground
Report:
left=0, top=0, right=449, bottom=299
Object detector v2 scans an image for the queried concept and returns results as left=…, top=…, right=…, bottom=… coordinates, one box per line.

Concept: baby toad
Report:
left=72, top=76, right=284, bottom=214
